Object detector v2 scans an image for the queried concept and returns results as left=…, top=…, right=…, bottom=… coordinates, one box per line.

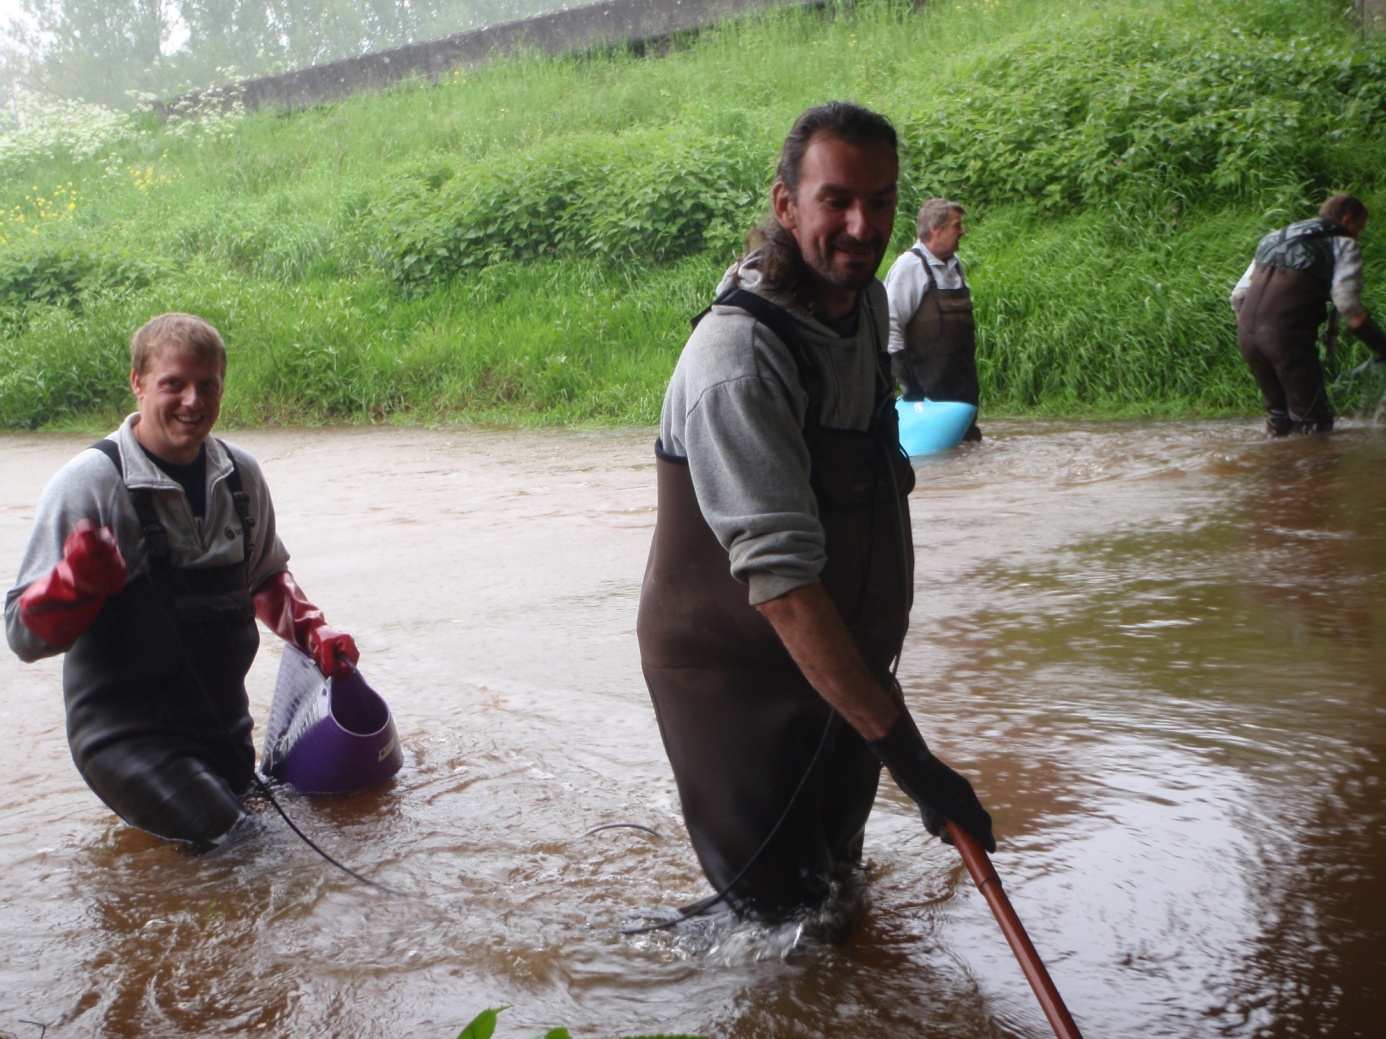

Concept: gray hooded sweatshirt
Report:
left=658, top=255, right=891, bottom=606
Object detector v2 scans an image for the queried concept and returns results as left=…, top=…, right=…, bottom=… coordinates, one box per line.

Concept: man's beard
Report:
left=813, top=234, right=883, bottom=290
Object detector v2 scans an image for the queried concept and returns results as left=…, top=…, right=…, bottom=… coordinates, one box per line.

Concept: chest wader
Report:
left=637, top=289, right=915, bottom=920
left=64, top=440, right=260, bottom=845
left=893, top=249, right=981, bottom=440
left=1237, top=221, right=1347, bottom=434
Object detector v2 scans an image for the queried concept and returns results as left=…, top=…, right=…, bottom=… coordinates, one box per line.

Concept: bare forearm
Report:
left=755, top=581, right=901, bottom=740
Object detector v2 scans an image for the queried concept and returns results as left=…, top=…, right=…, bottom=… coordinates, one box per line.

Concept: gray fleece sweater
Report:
left=5, top=414, right=290, bottom=663
left=658, top=256, right=890, bottom=605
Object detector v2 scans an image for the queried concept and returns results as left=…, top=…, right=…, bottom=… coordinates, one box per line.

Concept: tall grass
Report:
left=1, top=0, right=1383, bottom=430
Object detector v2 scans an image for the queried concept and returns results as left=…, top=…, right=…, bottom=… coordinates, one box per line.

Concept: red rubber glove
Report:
left=18, top=520, right=127, bottom=647
left=252, top=570, right=359, bottom=677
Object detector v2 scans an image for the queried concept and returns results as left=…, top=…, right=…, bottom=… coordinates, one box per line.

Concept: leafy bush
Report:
left=896, top=21, right=1386, bottom=214
left=380, top=134, right=607, bottom=291
left=380, top=129, right=765, bottom=292
left=0, top=243, right=159, bottom=311
left=581, top=130, right=766, bottom=263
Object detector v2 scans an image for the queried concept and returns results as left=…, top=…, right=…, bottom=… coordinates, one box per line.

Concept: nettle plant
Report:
left=381, top=128, right=767, bottom=293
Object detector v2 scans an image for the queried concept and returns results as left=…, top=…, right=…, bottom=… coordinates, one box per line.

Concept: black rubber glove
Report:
left=1351, top=313, right=1386, bottom=360
left=868, top=712, right=997, bottom=852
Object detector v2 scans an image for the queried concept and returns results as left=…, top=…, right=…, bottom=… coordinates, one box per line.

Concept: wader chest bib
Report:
left=638, top=288, right=915, bottom=918
left=895, top=248, right=978, bottom=407
left=64, top=440, right=260, bottom=841
left=1237, top=220, right=1348, bottom=429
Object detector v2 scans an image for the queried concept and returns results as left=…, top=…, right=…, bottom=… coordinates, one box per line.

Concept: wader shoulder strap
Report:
left=214, top=438, right=256, bottom=563
left=689, top=286, right=894, bottom=429
left=88, top=438, right=255, bottom=570
left=910, top=246, right=942, bottom=298
left=1299, top=219, right=1351, bottom=241
left=89, top=438, right=172, bottom=570
left=88, top=438, right=121, bottom=470
left=1255, top=219, right=1350, bottom=285
left=910, top=246, right=948, bottom=299
left=690, top=287, right=821, bottom=420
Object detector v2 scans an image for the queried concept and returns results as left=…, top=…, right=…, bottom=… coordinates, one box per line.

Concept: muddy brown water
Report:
left=1, top=421, right=1383, bottom=1039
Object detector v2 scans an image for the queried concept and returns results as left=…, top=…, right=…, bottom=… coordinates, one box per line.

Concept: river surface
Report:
left=1, top=421, right=1383, bottom=1039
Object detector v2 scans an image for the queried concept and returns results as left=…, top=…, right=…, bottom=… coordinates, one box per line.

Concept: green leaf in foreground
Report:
left=457, top=1005, right=509, bottom=1039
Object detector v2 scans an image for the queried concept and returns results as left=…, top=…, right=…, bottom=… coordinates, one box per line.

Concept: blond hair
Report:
left=129, top=313, right=227, bottom=375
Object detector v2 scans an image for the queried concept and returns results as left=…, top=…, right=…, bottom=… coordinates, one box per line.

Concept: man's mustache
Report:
left=830, top=234, right=883, bottom=252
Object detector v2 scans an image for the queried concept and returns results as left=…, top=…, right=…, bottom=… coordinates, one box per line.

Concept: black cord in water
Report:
left=617, top=710, right=837, bottom=936
left=582, top=822, right=663, bottom=840
left=251, top=773, right=407, bottom=897
left=169, top=614, right=403, bottom=897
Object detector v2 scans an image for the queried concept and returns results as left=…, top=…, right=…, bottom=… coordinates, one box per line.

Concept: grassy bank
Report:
left=1, top=0, right=1384, bottom=430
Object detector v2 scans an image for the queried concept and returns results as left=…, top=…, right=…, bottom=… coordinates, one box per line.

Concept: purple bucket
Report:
left=261, top=645, right=403, bottom=794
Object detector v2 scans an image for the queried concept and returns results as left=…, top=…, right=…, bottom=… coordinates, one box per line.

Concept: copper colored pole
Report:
left=946, top=822, right=1083, bottom=1039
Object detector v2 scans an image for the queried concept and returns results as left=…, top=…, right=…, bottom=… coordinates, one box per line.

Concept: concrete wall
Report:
left=160, top=0, right=807, bottom=116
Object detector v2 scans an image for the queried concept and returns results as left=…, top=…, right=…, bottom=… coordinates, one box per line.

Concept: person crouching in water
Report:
left=1230, top=193, right=1386, bottom=435
left=4, top=313, right=360, bottom=847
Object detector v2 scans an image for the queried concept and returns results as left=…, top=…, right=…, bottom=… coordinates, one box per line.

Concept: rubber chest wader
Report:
left=64, top=440, right=260, bottom=843
left=637, top=288, right=915, bottom=919
left=1237, top=218, right=1350, bottom=432
left=894, top=248, right=980, bottom=438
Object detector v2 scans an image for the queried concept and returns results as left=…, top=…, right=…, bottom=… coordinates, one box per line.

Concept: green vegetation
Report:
left=455, top=1003, right=704, bottom=1038
left=1, top=0, right=1384, bottom=431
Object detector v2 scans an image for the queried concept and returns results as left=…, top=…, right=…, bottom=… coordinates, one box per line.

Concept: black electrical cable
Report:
left=617, top=710, right=837, bottom=936
left=582, top=823, right=662, bottom=839
left=251, top=772, right=407, bottom=896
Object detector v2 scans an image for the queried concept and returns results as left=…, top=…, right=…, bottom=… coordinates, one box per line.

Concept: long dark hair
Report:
left=746, top=101, right=898, bottom=294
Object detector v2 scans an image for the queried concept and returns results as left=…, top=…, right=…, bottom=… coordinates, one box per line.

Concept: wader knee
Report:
left=145, top=765, right=246, bottom=847
left=84, top=746, right=247, bottom=846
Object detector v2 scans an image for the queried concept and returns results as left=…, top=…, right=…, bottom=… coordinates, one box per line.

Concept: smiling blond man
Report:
left=5, top=313, right=358, bottom=846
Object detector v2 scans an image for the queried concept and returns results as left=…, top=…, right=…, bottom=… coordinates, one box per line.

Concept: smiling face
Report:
left=772, top=132, right=899, bottom=318
left=130, top=344, right=224, bottom=464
